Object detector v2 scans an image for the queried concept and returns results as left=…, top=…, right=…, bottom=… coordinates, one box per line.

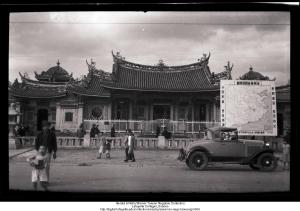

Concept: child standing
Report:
left=27, top=145, right=48, bottom=191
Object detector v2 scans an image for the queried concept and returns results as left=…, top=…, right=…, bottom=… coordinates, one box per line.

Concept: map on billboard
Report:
left=220, top=80, right=277, bottom=136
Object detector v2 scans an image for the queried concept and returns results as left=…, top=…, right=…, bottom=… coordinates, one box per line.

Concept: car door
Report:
left=210, top=139, right=246, bottom=162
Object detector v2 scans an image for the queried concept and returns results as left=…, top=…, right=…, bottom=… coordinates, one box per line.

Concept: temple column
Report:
left=129, top=100, right=133, bottom=120
left=205, top=103, right=209, bottom=121
left=55, top=103, right=61, bottom=131
left=15, top=102, right=21, bottom=124
left=77, top=102, right=83, bottom=128
left=107, top=102, right=112, bottom=120
left=213, top=103, right=216, bottom=122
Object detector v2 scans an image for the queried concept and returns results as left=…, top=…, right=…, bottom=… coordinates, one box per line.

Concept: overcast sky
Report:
left=9, top=12, right=290, bottom=86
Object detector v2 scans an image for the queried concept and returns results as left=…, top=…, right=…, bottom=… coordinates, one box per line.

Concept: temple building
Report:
left=9, top=52, right=289, bottom=137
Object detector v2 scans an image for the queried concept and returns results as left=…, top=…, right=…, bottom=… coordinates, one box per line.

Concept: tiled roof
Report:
left=99, top=52, right=219, bottom=92
left=10, top=79, right=67, bottom=98
left=34, top=61, right=73, bottom=82
left=67, top=74, right=110, bottom=97
left=10, top=73, right=111, bottom=98
left=108, top=65, right=218, bottom=91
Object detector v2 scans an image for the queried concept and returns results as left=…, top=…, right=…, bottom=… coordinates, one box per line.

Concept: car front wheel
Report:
left=257, top=153, right=278, bottom=171
left=188, top=151, right=208, bottom=170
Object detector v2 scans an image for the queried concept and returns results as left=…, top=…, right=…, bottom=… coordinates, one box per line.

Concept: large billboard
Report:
left=220, top=80, right=277, bottom=136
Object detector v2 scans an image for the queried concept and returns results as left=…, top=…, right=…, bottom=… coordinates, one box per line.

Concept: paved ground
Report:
left=9, top=149, right=290, bottom=192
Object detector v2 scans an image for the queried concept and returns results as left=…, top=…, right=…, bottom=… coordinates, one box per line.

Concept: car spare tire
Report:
left=257, top=153, right=278, bottom=172
left=188, top=151, right=208, bottom=170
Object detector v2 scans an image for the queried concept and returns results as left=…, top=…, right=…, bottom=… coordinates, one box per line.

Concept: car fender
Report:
left=186, top=146, right=211, bottom=160
left=246, top=148, right=275, bottom=163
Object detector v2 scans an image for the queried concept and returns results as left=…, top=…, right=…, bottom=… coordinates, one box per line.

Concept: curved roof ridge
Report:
left=112, top=51, right=210, bottom=72
left=19, top=73, right=68, bottom=86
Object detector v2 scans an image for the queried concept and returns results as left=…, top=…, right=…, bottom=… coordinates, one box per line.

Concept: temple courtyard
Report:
left=9, top=149, right=289, bottom=192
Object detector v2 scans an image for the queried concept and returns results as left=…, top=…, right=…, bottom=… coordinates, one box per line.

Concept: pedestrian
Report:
left=105, top=138, right=112, bottom=159
left=90, top=124, right=100, bottom=138
left=156, top=125, right=160, bottom=138
left=35, top=120, right=57, bottom=183
left=123, top=129, right=129, bottom=162
left=127, top=129, right=136, bottom=162
left=26, top=145, right=49, bottom=191
left=77, top=123, right=86, bottom=138
left=97, top=134, right=106, bottom=159
left=111, top=124, right=115, bottom=137
left=49, top=122, right=56, bottom=133
left=282, top=140, right=290, bottom=170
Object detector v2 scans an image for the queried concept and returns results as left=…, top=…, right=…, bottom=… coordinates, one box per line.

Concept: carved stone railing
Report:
left=89, top=137, right=159, bottom=149
left=56, top=137, right=84, bottom=147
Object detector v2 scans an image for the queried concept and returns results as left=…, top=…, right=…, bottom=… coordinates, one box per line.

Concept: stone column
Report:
left=77, top=103, right=84, bottom=128
left=15, top=102, right=21, bottom=124
left=55, top=103, right=61, bottom=131
left=107, top=102, right=112, bottom=120
left=212, top=103, right=216, bottom=122
left=83, top=131, right=90, bottom=148
left=158, top=135, right=166, bottom=149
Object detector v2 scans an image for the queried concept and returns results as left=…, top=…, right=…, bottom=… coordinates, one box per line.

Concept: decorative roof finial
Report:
left=249, top=65, right=253, bottom=71
left=91, top=58, right=96, bottom=67
left=57, top=59, right=60, bottom=66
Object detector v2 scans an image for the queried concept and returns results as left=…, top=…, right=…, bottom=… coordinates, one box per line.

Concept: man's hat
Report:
left=42, top=120, right=49, bottom=127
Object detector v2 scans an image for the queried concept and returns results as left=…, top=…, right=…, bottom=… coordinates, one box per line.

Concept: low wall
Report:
left=13, top=136, right=285, bottom=151
left=14, top=136, right=194, bottom=149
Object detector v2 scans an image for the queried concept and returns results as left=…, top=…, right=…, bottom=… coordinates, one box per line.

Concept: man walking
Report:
left=125, top=129, right=135, bottom=162
left=35, top=120, right=57, bottom=183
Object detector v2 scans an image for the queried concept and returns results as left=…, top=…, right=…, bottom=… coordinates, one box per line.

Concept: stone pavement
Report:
left=10, top=148, right=286, bottom=169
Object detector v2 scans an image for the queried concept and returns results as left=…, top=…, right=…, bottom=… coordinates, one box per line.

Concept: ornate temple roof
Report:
left=9, top=78, right=67, bottom=98
left=34, top=60, right=73, bottom=82
left=92, top=51, right=221, bottom=92
left=239, top=66, right=274, bottom=81
left=9, top=52, right=234, bottom=99
left=67, top=74, right=111, bottom=97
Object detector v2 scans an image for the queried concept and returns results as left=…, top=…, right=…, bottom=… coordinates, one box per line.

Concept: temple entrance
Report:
left=153, top=105, right=170, bottom=120
left=116, top=100, right=130, bottom=120
left=195, top=104, right=206, bottom=121
left=37, top=109, right=48, bottom=131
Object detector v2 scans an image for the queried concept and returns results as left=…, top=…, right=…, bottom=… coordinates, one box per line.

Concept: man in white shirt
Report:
left=124, top=129, right=135, bottom=162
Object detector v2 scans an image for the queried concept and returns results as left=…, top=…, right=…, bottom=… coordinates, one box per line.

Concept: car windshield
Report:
left=220, top=130, right=238, bottom=141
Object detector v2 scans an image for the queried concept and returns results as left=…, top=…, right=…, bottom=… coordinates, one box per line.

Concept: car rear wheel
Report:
left=257, top=153, right=278, bottom=171
left=188, top=151, right=208, bottom=170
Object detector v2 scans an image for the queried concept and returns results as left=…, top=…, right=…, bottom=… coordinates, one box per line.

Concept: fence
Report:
left=13, top=135, right=284, bottom=151
left=14, top=136, right=84, bottom=148
left=14, top=136, right=195, bottom=149
left=83, top=119, right=221, bottom=136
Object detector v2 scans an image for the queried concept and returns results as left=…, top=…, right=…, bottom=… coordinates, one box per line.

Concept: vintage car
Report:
left=178, top=127, right=278, bottom=171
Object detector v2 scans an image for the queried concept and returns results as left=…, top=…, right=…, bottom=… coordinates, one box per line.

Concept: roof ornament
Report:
left=116, top=52, right=125, bottom=60
left=90, top=58, right=96, bottom=68
left=23, top=72, right=30, bottom=79
left=197, top=52, right=211, bottom=65
left=249, top=65, right=253, bottom=71
left=224, top=61, right=233, bottom=80
left=57, top=59, right=60, bottom=66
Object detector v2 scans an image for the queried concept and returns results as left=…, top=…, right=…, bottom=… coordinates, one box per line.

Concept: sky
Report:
left=9, top=12, right=290, bottom=86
